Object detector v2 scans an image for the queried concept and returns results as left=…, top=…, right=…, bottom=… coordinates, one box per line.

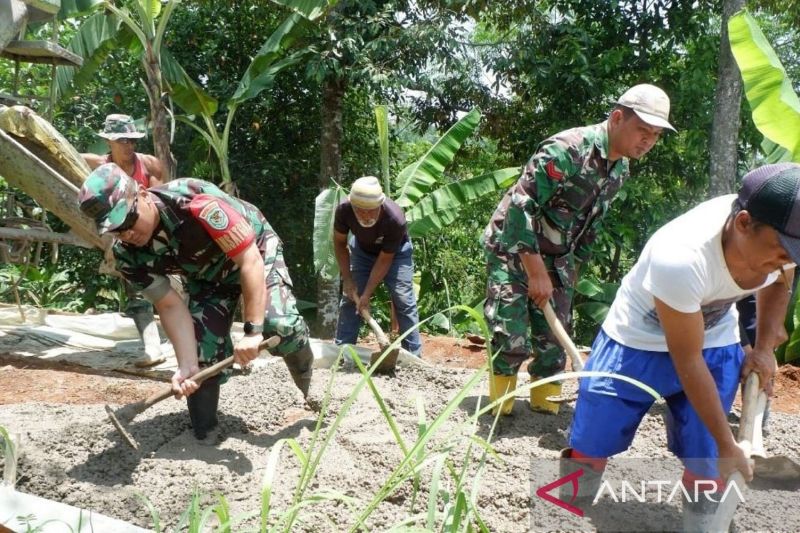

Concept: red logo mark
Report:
left=545, top=160, right=564, bottom=181
left=536, top=468, right=584, bottom=517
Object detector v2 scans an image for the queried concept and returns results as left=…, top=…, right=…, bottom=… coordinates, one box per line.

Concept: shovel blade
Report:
left=754, top=455, right=800, bottom=482
left=370, top=348, right=399, bottom=374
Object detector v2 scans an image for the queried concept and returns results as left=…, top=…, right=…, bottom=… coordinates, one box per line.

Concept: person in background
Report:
left=81, top=114, right=166, bottom=367
left=483, top=84, right=674, bottom=415
left=333, top=176, right=422, bottom=357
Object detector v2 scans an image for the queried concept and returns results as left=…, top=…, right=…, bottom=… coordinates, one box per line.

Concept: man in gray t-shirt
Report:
left=332, top=176, right=422, bottom=356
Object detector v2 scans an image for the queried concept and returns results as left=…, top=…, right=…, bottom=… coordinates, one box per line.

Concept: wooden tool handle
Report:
left=360, top=308, right=391, bottom=349
left=142, top=334, right=281, bottom=407
left=709, top=372, right=762, bottom=531
left=543, top=302, right=584, bottom=372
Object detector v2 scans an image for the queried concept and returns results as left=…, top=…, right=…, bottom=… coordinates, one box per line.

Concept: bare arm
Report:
left=141, top=154, right=165, bottom=186
left=654, top=297, right=752, bottom=481
left=520, top=251, right=553, bottom=309
left=744, top=273, right=792, bottom=394
left=154, top=288, right=200, bottom=398
left=231, top=241, right=267, bottom=366
left=81, top=153, right=105, bottom=170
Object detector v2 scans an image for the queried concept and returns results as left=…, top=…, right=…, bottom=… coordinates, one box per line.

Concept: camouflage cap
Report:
left=78, top=163, right=139, bottom=234
left=98, top=114, right=146, bottom=140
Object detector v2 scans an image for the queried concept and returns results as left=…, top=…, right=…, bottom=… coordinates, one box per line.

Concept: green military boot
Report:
left=284, top=342, right=314, bottom=398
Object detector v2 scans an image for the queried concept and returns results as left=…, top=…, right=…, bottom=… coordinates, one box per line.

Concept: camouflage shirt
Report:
left=483, top=121, right=629, bottom=261
left=114, top=178, right=277, bottom=301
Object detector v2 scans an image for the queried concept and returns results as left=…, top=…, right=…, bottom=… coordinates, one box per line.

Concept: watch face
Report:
left=244, top=322, right=262, bottom=334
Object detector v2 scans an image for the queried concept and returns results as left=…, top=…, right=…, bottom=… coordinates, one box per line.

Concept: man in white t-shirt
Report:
left=562, top=163, right=800, bottom=530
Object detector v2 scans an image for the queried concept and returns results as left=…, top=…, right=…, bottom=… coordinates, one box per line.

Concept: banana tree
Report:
left=729, top=9, right=800, bottom=361
left=313, top=107, right=520, bottom=278
left=171, top=11, right=318, bottom=191
left=53, top=0, right=179, bottom=179
left=729, top=10, right=800, bottom=162
left=55, top=0, right=334, bottom=188
left=166, top=0, right=336, bottom=190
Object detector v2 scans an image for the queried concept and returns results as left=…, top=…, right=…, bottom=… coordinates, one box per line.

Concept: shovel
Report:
left=543, top=302, right=584, bottom=372
left=105, top=335, right=280, bottom=450
left=360, top=308, right=399, bottom=374
left=543, top=302, right=584, bottom=403
left=710, top=372, right=800, bottom=531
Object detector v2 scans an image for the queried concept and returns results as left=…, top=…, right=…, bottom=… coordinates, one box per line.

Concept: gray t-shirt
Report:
left=334, top=198, right=409, bottom=255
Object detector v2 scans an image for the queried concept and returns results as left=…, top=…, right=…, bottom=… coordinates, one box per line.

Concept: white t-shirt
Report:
left=602, top=195, right=784, bottom=352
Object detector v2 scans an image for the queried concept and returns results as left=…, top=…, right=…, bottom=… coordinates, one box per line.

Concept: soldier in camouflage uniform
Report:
left=482, top=84, right=675, bottom=415
left=78, top=163, right=313, bottom=443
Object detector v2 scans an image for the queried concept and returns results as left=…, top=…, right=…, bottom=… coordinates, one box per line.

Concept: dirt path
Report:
left=1, top=338, right=799, bottom=532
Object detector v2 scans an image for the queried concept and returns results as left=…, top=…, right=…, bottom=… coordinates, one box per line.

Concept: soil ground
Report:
left=1, top=333, right=800, bottom=532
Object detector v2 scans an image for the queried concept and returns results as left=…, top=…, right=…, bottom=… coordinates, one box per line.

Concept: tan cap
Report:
left=349, top=176, right=385, bottom=209
left=616, top=84, right=676, bottom=132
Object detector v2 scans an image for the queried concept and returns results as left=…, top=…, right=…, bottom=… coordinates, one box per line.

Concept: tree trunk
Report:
left=142, top=41, right=176, bottom=181
left=708, top=0, right=746, bottom=197
left=314, top=75, right=347, bottom=338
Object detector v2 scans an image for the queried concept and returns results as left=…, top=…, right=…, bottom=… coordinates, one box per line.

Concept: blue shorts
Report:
left=568, top=329, right=744, bottom=478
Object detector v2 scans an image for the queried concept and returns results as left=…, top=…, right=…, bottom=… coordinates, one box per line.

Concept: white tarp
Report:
left=0, top=305, right=427, bottom=374
left=0, top=486, right=151, bottom=533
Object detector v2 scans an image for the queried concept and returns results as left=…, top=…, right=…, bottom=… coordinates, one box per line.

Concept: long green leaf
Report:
left=575, top=301, right=611, bottom=324
left=57, top=0, right=103, bottom=18
left=761, top=138, right=793, bottom=164
left=161, top=47, right=219, bottom=116
left=268, top=0, right=333, bottom=21
left=229, top=14, right=309, bottom=105
left=395, top=109, right=481, bottom=209
left=143, top=0, right=162, bottom=21
left=313, top=185, right=346, bottom=279
left=54, top=12, right=128, bottom=101
left=729, top=10, right=800, bottom=160
left=375, top=105, right=391, bottom=193
left=406, top=167, right=519, bottom=239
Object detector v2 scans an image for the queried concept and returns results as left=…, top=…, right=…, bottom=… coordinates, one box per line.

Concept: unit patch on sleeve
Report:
left=199, top=201, right=229, bottom=230
left=189, top=194, right=255, bottom=257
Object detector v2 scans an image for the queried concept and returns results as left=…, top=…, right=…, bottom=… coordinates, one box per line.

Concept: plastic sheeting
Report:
left=0, top=305, right=426, bottom=375
left=0, top=486, right=150, bottom=533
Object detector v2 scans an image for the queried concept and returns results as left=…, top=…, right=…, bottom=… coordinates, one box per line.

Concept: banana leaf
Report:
left=57, top=0, right=103, bottom=18
left=229, top=14, right=309, bottom=106
left=575, top=301, right=611, bottom=325
left=761, top=138, right=793, bottom=164
left=314, top=184, right=347, bottom=279
left=140, top=0, right=162, bottom=22
left=406, top=167, right=519, bottom=239
left=161, top=47, right=218, bottom=117
left=395, top=108, right=481, bottom=210
left=729, top=10, right=800, bottom=160
left=268, top=0, right=334, bottom=21
left=54, top=12, right=130, bottom=101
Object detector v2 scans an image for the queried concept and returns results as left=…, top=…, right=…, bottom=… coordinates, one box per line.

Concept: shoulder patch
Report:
left=545, top=160, right=564, bottom=181
left=198, top=201, right=229, bottom=230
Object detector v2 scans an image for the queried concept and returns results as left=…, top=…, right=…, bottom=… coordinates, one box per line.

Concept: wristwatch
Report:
left=243, top=321, right=264, bottom=336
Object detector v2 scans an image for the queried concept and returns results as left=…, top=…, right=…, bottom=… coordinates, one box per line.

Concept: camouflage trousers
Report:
left=484, top=250, right=575, bottom=378
left=188, top=236, right=309, bottom=381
